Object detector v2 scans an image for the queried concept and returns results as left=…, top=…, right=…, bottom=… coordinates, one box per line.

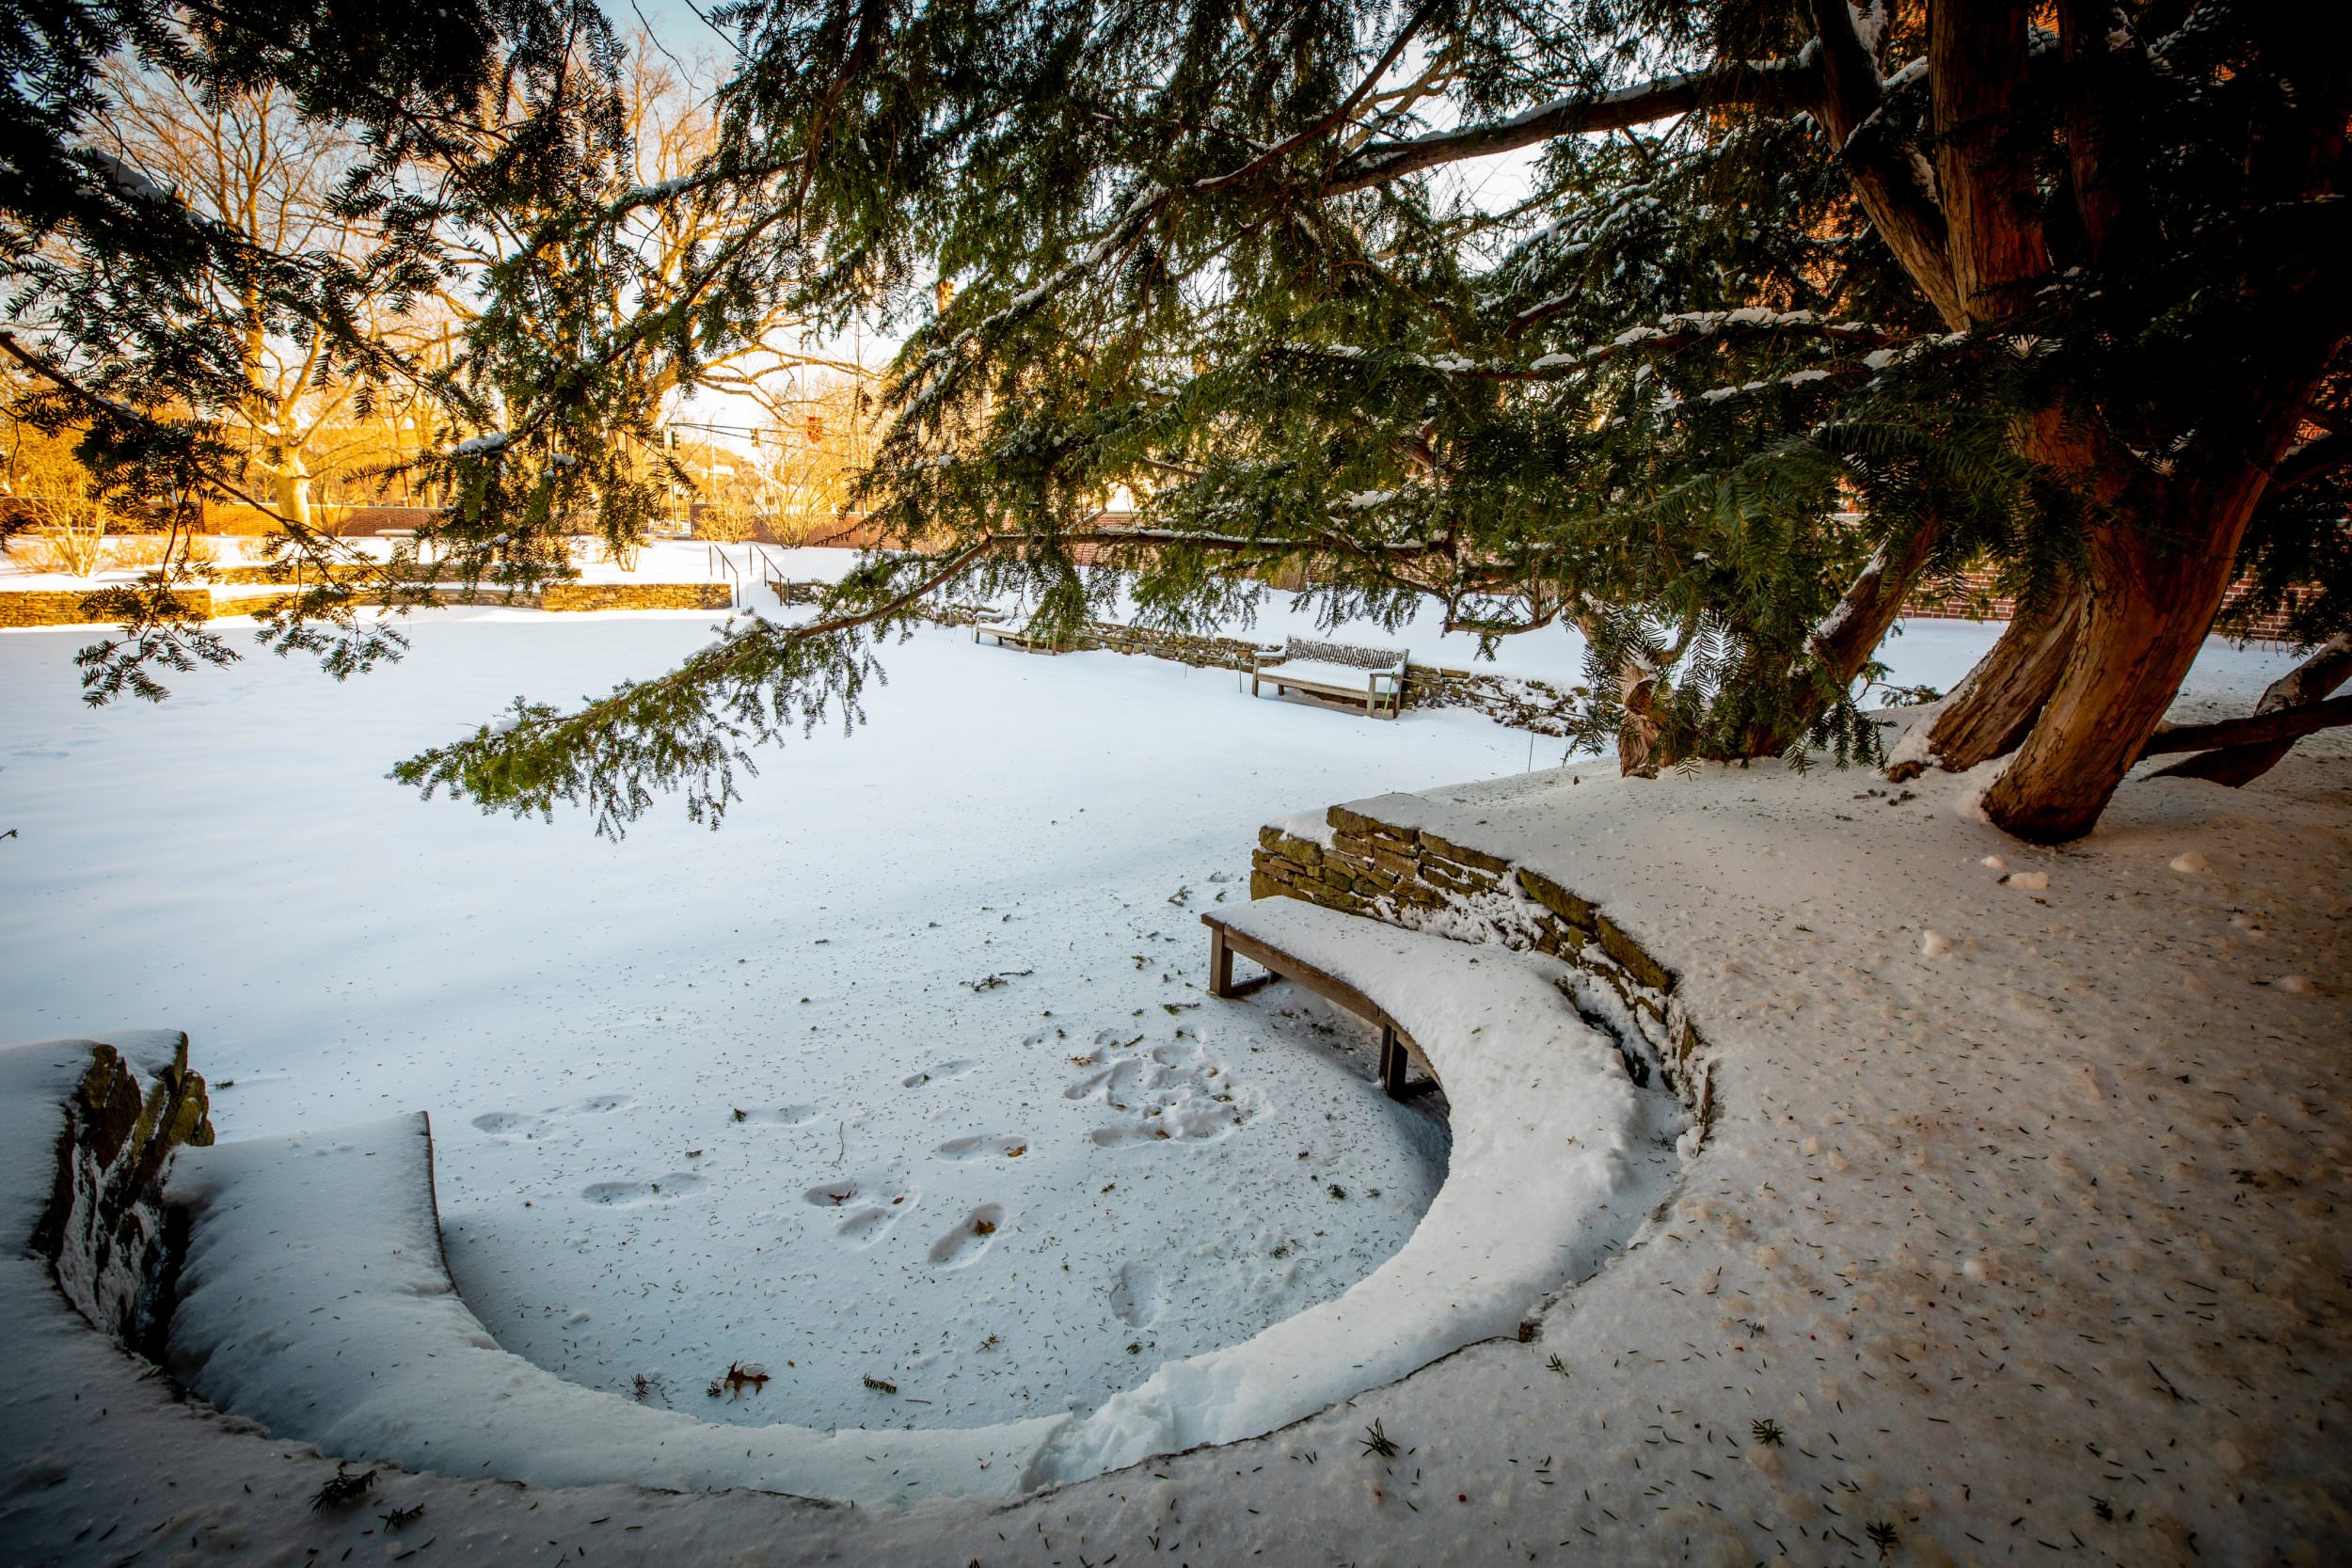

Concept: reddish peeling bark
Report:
left=1807, top=0, right=1963, bottom=328
left=1981, top=462, right=2286, bottom=843
left=1931, top=0, right=2050, bottom=325
left=2148, top=633, right=2352, bottom=785
left=1886, top=576, right=2084, bottom=782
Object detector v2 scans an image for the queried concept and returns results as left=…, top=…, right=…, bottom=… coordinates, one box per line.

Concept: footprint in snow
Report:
left=1108, top=1260, right=1164, bottom=1328
left=928, top=1204, right=1006, bottom=1269
left=1090, top=1124, right=1172, bottom=1148
left=1068, top=1037, right=1256, bottom=1146
left=1064, top=1056, right=1148, bottom=1101
left=935, top=1132, right=1030, bottom=1161
left=471, top=1111, right=553, bottom=1140
left=562, top=1094, right=634, bottom=1117
left=902, top=1058, right=979, bottom=1089
left=736, top=1103, right=818, bottom=1126
left=804, top=1170, right=916, bottom=1247
left=580, top=1172, right=707, bottom=1208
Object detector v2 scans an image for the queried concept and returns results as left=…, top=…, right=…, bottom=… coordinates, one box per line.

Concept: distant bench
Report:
left=1248, top=637, right=1406, bottom=720
left=1201, top=910, right=1437, bottom=1099
left=973, top=619, right=1076, bottom=654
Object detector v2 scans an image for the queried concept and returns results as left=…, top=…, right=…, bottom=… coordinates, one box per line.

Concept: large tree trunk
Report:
left=1980, top=476, right=2270, bottom=842
left=2148, top=632, right=2352, bottom=785
left=1931, top=0, right=2049, bottom=325
left=1616, top=660, right=1661, bottom=778
left=272, top=458, right=314, bottom=531
left=1734, top=516, right=1945, bottom=758
left=1885, top=576, right=2083, bottom=780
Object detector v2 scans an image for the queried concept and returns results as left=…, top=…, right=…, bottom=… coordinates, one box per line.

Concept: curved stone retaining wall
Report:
left=1251, top=805, right=1713, bottom=1137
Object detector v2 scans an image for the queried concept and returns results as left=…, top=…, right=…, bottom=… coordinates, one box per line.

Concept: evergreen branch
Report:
left=394, top=532, right=1001, bottom=833
left=1195, top=0, right=1444, bottom=194
left=1271, top=313, right=1910, bottom=381
left=1323, top=56, right=1822, bottom=195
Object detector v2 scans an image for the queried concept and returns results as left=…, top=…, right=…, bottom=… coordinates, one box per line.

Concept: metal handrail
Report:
left=706, top=544, right=742, bottom=608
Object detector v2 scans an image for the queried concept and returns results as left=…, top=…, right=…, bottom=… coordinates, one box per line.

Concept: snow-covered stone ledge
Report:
left=4, top=745, right=2345, bottom=1564
left=27, top=1032, right=215, bottom=1358
left=5, top=908, right=1674, bottom=1511
left=1246, top=756, right=2352, bottom=1564
left=1255, top=799, right=1716, bottom=1139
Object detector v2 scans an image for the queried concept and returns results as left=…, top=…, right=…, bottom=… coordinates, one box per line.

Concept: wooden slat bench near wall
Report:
left=1201, top=911, right=1438, bottom=1099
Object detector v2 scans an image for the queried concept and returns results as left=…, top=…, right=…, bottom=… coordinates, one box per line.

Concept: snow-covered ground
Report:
left=1, top=613, right=1534, bottom=1439
left=3, top=578, right=2340, bottom=1563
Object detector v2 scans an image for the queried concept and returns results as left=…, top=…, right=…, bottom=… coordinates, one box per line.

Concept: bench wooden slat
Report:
left=1247, top=637, right=1406, bottom=719
left=1202, top=911, right=1437, bottom=1098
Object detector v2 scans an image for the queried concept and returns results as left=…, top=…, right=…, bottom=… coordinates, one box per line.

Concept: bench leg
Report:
left=1209, top=927, right=1235, bottom=999
left=1379, top=1025, right=1407, bottom=1099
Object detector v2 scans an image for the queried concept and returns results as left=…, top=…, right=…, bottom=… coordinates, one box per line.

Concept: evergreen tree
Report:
left=2, top=0, right=639, bottom=690
left=25, top=3, right=2344, bottom=844
left=406, top=0, right=2351, bottom=842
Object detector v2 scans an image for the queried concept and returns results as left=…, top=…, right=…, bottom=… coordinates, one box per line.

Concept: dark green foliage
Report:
left=20, top=1, right=2345, bottom=831
left=4, top=0, right=640, bottom=696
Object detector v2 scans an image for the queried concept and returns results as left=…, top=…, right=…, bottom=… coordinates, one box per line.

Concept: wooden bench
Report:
left=974, top=619, right=1076, bottom=654
left=1248, top=637, right=1406, bottom=719
left=1201, top=911, right=1438, bottom=1098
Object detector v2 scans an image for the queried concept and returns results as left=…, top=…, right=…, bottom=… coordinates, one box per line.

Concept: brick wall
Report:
left=1901, top=570, right=2318, bottom=643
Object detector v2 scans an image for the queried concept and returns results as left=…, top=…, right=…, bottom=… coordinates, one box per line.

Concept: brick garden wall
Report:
left=1900, top=568, right=2316, bottom=643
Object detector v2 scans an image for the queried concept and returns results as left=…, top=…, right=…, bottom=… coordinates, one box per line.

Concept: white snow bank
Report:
left=156, top=903, right=1671, bottom=1504
left=1269, top=807, right=1339, bottom=847
left=1, top=619, right=1486, bottom=1436
left=165, top=1114, right=1057, bottom=1507
left=1024, top=900, right=1675, bottom=1487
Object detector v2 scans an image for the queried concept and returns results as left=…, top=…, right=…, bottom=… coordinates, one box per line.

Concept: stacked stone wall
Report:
left=211, top=563, right=404, bottom=586
left=931, top=602, right=1592, bottom=735
left=1252, top=807, right=1710, bottom=1129
left=0, top=589, right=213, bottom=627
left=541, top=581, right=732, bottom=611
left=32, top=1037, right=214, bottom=1360
left=210, top=585, right=548, bottom=615
left=4, top=579, right=739, bottom=622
